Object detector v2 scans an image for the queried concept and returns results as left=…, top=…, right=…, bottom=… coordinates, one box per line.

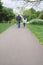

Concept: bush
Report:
left=30, top=19, right=43, bottom=25
left=10, top=19, right=16, bottom=24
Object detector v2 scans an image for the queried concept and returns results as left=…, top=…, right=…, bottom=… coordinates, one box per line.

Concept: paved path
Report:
left=0, top=25, right=43, bottom=65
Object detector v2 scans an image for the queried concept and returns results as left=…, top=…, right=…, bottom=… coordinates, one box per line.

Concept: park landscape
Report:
left=0, top=0, right=43, bottom=44
left=0, top=0, right=43, bottom=65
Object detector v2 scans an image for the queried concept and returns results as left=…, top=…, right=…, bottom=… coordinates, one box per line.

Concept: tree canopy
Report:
left=0, top=1, right=15, bottom=23
left=23, top=8, right=43, bottom=21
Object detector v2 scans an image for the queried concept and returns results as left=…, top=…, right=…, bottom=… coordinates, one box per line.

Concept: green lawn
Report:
left=27, top=24, right=43, bottom=45
left=0, top=23, right=13, bottom=33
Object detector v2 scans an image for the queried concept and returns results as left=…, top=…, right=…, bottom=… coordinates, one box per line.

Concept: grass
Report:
left=27, top=24, right=43, bottom=45
left=0, top=23, right=13, bottom=33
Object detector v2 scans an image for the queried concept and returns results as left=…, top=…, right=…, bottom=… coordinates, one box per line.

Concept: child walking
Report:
left=22, top=16, right=27, bottom=27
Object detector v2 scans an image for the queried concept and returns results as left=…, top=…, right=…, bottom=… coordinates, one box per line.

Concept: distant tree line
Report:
left=23, top=8, right=43, bottom=21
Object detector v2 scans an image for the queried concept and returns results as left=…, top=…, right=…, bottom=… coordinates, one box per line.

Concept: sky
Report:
left=1, top=0, right=43, bottom=14
left=2, top=0, right=25, bottom=8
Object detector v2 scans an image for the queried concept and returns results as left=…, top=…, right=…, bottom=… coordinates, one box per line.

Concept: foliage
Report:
left=30, top=19, right=43, bottom=25
left=23, top=8, right=43, bottom=21
left=36, top=11, right=40, bottom=17
left=23, top=8, right=37, bottom=21
left=38, top=11, right=43, bottom=19
left=10, top=19, right=16, bottom=24
left=0, top=1, right=3, bottom=22
left=0, top=1, right=15, bottom=23
left=0, top=1, right=3, bottom=10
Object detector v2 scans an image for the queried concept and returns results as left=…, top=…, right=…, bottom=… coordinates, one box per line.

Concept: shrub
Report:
left=30, top=19, right=43, bottom=25
left=10, top=19, right=16, bottom=24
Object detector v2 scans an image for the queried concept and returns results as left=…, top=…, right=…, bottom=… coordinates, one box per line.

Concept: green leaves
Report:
left=23, top=8, right=37, bottom=21
left=23, top=8, right=43, bottom=21
left=0, top=2, right=15, bottom=22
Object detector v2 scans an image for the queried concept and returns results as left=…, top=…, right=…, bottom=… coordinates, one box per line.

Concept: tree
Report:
left=2, top=7, right=15, bottom=22
left=23, top=8, right=37, bottom=21
left=36, top=11, right=40, bottom=17
left=0, top=1, right=3, bottom=22
left=38, top=11, right=43, bottom=19
left=0, top=2, right=2, bottom=10
left=0, top=2, right=15, bottom=23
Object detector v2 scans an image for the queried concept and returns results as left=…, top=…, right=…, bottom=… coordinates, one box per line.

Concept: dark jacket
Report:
left=16, top=15, right=21, bottom=21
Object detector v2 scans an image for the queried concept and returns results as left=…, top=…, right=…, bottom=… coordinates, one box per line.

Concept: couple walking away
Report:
left=16, top=15, right=27, bottom=28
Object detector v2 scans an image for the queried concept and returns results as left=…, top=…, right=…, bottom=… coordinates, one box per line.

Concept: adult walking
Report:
left=16, top=15, right=21, bottom=28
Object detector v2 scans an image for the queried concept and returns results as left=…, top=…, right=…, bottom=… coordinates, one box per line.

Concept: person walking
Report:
left=22, top=16, right=27, bottom=27
left=16, top=15, right=21, bottom=28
